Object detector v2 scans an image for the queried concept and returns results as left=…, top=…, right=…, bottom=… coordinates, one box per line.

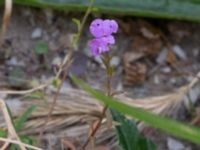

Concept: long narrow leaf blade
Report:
left=0, top=0, right=197, bottom=21
left=15, top=105, right=37, bottom=131
left=72, top=76, right=200, bottom=144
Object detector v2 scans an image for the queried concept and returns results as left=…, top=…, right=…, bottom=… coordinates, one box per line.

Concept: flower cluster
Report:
left=89, top=19, right=118, bottom=56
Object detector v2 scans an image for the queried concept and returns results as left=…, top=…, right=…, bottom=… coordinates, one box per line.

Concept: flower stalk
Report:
left=82, top=53, right=113, bottom=149
left=82, top=18, right=118, bottom=149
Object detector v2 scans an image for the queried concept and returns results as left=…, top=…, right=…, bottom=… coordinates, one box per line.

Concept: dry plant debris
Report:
left=0, top=69, right=199, bottom=149
left=0, top=0, right=12, bottom=46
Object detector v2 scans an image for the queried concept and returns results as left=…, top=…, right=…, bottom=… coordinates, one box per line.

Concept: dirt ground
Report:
left=0, top=6, right=200, bottom=150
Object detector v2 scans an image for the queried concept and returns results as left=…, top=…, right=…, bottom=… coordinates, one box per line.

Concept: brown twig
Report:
left=82, top=54, right=113, bottom=149
left=0, top=0, right=12, bottom=47
left=39, top=54, right=73, bottom=139
left=39, top=0, right=93, bottom=141
left=39, top=0, right=93, bottom=142
left=81, top=106, right=108, bottom=149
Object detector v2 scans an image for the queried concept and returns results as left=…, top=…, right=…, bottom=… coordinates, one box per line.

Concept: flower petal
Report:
left=110, top=20, right=118, bottom=33
left=89, top=38, right=109, bottom=56
left=89, top=19, right=104, bottom=38
left=102, top=35, right=115, bottom=44
left=102, top=19, right=113, bottom=36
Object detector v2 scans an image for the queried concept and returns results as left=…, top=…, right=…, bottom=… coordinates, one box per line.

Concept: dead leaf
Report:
left=166, top=49, right=177, bottom=64
left=94, top=146, right=110, bottom=150
left=123, top=62, right=147, bottom=85
left=138, top=19, right=161, bottom=39
left=61, top=138, right=77, bottom=150
left=123, top=51, right=144, bottom=63
left=132, top=35, right=162, bottom=55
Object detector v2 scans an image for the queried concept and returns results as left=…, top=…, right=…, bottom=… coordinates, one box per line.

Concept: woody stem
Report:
left=81, top=53, right=112, bottom=149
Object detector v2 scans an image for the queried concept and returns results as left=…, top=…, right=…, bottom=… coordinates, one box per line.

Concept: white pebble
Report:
left=156, top=48, right=168, bottom=64
left=110, top=56, right=120, bottom=67
left=172, top=45, right=187, bottom=60
left=161, top=67, right=171, bottom=73
left=31, top=28, right=43, bottom=39
left=167, top=138, right=184, bottom=150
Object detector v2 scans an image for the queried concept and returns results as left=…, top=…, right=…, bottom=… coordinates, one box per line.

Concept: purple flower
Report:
left=89, top=35, right=115, bottom=56
left=90, top=19, right=104, bottom=38
left=89, top=38, right=109, bottom=56
left=90, top=19, right=118, bottom=38
left=103, top=19, right=118, bottom=35
left=89, top=19, right=118, bottom=56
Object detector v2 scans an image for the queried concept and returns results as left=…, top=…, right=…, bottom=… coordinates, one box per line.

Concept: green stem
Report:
left=73, top=0, right=94, bottom=47
left=82, top=52, right=113, bottom=149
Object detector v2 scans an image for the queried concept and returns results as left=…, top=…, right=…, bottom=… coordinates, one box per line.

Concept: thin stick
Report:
left=0, top=0, right=12, bottom=46
left=82, top=54, right=113, bottom=149
left=81, top=106, right=108, bottom=149
left=0, top=99, right=27, bottom=150
left=39, top=57, right=72, bottom=139
left=0, top=81, right=50, bottom=95
left=39, top=0, right=94, bottom=141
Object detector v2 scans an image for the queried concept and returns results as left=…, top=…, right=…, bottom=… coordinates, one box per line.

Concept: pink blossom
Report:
left=89, top=19, right=118, bottom=56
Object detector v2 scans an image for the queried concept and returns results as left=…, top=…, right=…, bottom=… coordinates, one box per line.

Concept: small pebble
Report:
left=94, top=56, right=104, bottom=66
left=161, top=67, right=171, bottom=73
left=167, top=138, right=184, bottom=150
left=31, top=27, right=43, bottom=39
left=172, top=45, right=187, bottom=60
left=170, top=78, right=176, bottom=84
left=153, top=75, right=160, bottom=84
left=156, top=48, right=168, bottom=64
left=193, top=48, right=199, bottom=57
left=110, top=56, right=120, bottom=67
left=51, top=56, right=62, bottom=66
left=6, top=57, right=25, bottom=67
left=188, top=87, right=199, bottom=104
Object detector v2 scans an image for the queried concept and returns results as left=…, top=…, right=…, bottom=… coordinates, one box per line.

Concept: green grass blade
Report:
left=2, top=0, right=199, bottom=22
left=14, top=105, right=37, bottom=131
left=71, top=75, right=200, bottom=144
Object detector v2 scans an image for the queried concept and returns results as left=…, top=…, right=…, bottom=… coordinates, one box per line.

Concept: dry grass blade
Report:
left=0, top=71, right=199, bottom=149
left=0, top=99, right=26, bottom=150
left=0, top=81, right=50, bottom=95
left=0, top=0, right=12, bottom=46
left=0, top=137, right=43, bottom=150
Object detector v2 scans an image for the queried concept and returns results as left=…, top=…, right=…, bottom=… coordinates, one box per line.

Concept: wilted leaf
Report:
left=123, top=62, right=147, bottom=85
left=132, top=35, right=162, bottom=55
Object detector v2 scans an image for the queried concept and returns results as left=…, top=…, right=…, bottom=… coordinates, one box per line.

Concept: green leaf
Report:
left=26, top=91, right=45, bottom=99
left=20, top=135, right=35, bottom=145
left=51, top=78, right=61, bottom=88
left=72, top=18, right=81, bottom=31
left=14, top=105, right=37, bottom=131
left=3, top=0, right=200, bottom=22
left=10, top=144, right=20, bottom=150
left=34, top=41, right=48, bottom=55
left=0, top=129, right=7, bottom=137
left=71, top=75, right=200, bottom=144
left=111, top=109, right=156, bottom=150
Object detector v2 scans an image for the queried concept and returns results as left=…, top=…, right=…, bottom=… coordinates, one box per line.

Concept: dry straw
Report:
left=0, top=71, right=199, bottom=148
left=0, top=0, right=12, bottom=46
